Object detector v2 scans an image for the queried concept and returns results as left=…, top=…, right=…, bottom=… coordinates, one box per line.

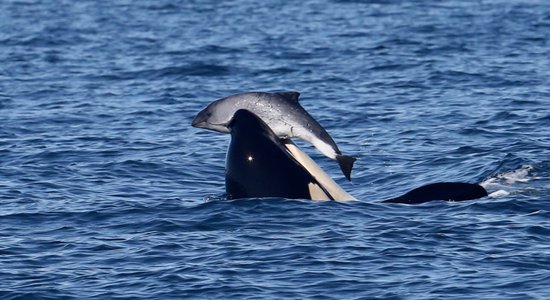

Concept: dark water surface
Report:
left=1, top=0, right=549, bottom=299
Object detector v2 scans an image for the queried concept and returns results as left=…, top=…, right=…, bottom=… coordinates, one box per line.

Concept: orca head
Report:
left=225, top=109, right=333, bottom=200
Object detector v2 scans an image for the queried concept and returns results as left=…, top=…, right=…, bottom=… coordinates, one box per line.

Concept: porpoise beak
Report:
left=191, top=112, right=207, bottom=128
left=191, top=109, right=230, bottom=133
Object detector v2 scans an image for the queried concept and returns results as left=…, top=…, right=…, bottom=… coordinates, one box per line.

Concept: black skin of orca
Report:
left=223, top=110, right=488, bottom=203
left=383, top=182, right=488, bottom=204
left=225, top=109, right=332, bottom=200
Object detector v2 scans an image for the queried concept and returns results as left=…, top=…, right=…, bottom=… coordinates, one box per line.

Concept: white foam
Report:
left=480, top=164, right=535, bottom=196
left=500, top=165, right=533, bottom=184
left=481, top=165, right=533, bottom=186
left=488, top=190, right=510, bottom=197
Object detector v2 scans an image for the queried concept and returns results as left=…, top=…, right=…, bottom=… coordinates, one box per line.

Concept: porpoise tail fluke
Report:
left=336, top=154, right=356, bottom=181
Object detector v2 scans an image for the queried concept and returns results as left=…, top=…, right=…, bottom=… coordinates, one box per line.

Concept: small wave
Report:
left=94, top=64, right=232, bottom=81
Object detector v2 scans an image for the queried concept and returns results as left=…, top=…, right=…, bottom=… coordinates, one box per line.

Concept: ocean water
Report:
left=1, top=0, right=549, bottom=299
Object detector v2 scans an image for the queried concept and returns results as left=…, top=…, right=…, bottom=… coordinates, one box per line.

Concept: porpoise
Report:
left=192, top=91, right=357, bottom=180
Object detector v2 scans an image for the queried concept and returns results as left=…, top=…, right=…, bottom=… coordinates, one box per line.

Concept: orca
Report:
left=225, top=109, right=355, bottom=201
left=192, top=91, right=356, bottom=181
left=383, top=182, right=488, bottom=204
left=224, top=109, right=488, bottom=203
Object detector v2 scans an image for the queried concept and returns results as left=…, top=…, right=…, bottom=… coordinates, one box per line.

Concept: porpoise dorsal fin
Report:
left=276, top=91, right=300, bottom=102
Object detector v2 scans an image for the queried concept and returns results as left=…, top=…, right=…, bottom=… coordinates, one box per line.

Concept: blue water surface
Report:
left=1, top=0, right=549, bottom=299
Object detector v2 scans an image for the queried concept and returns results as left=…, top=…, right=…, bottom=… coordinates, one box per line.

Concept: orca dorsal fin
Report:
left=276, top=91, right=300, bottom=102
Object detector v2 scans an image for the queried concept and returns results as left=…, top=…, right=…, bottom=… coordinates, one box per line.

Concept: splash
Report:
left=480, top=165, right=534, bottom=197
